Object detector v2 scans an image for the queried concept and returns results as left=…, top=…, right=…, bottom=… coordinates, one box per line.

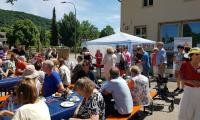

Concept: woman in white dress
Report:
left=102, top=47, right=117, bottom=80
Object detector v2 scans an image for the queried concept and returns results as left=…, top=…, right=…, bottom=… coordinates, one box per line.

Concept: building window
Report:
left=134, top=26, right=147, bottom=38
left=160, top=23, right=180, bottom=69
left=143, top=0, right=153, bottom=7
left=183, top=21, right=200, bottom=47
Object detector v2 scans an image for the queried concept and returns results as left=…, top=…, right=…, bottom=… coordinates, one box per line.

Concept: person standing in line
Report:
left=102, top=47, right=117, bottom=80
left=174, top=45, right=185, bottom=93
left=156, top=42, right=167, bottom=78
left=123, top=46, right=131, bottom=71
left=136, top=46, right=151, bottom=77
left=178, top=47, right=200, bottom=120
left=151, top=47, right=158, bottom=77
left=59, top=58, right=71, bottom=87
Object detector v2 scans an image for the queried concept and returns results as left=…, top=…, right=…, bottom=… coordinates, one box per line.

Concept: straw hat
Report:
left=188, top=47, right=200, bottom=56
left=22, top=65, right=39, bottom=79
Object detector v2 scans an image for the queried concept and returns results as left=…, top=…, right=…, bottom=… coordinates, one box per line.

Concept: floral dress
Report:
left=77, top=92, right=105, bottom=120
left=130, top=74, right=151, bottom=106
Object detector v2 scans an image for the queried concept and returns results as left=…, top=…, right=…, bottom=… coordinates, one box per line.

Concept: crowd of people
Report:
left=0, top=41, right=199, bottom=120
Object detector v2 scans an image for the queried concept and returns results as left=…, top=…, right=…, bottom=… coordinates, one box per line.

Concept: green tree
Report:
left=58, top=12, right=79, bottom=47
left=0, top=26, right=14, bottom=46
left=39, top=27, right=50, bottom=47
left=78, top=20, right=99, bottom=43
left=51, top=7, right=59, bottom=46
left=6, top=0, right=17, bottom=5
left=99, top=25, right=115, bottom=38
left=12, top=19, right=39, bottom=47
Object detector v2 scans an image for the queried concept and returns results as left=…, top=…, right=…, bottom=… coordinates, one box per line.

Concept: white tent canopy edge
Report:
left=81, top=32, right=155, bottom=57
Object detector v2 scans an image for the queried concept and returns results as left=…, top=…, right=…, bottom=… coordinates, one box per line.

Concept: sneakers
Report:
left=179, top=89, right=184, bottom=93
left=174, top=87, right=180, bottom=92
left=174, top=88, right=184, bottom=94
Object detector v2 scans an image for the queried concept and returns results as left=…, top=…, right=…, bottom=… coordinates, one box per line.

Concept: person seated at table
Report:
left=10, top=78, right=51, bottom=120
left=0, top=58, right=7, bottom=79
left=34, top=61, right=45, bottom=84
left=127, top=65, right=151, bottom=106
left=69, top=77, right=105, bottom=120
left=22, top=64, right=41, bottom=95
left=0, top=110, right=14, bottom=117
left=71, top=56, right=83, bottom=77
left=42, top=60, right=65, bottom=97
left=80, top=47, right=93, bottom=62
left=15, top=56, right=27, bottom=76
left=51, top=59, right=59, bottom=72
left=71, top=60, right=96, bottom=84
left=101, top=67, right=133, bottom=117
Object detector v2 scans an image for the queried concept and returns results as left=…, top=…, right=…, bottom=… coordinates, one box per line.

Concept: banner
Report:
left=174, top=37, right=192, bottom=52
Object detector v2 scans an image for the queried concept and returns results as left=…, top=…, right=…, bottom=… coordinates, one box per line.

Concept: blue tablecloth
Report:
left=47, top=92, right=82, bottom=120
left=1, top=92, right=82, bottom=120
left=0, top=77, right=23, bottom=88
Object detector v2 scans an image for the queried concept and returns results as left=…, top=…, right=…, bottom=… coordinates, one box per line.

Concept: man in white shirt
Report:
left=101, top=67, right=133, bottom=117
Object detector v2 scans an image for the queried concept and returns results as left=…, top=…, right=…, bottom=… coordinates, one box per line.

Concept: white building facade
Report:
left=120, top=0, right=200, bottom=69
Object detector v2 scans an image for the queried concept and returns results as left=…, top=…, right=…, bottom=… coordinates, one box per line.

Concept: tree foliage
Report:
left=99, top=25, right=115, bottom=38
left=58, top=12, right=79, bottom=47
left=0, top=9, right=51, bottom=30
left=50, top=7, right=59, bottom=46
left=39, top=27, right=50, bottom=47
left=78, top=20, right=99, bottom=42
left=6, top=0, right=17, bottom=5
left=11, top=19, right=39, bottom=47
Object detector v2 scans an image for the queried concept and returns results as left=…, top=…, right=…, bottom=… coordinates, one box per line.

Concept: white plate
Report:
left=69, top=96, right=80, bottom=102
left=60, top=101, right=75, bottom=107
left=69, top=90, right=74, bottom=94
left=52, top=93, right=62, bottom=98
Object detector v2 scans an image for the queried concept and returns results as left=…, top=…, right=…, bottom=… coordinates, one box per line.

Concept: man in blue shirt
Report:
left=137, top=46, right=151, bottom=77
left=42, top=60, right=65, bottom=97
left=156, top=42, right=167, bottom=78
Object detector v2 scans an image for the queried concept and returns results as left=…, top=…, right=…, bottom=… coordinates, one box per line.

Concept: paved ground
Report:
left=143, top=79, right=182, bottom=120
left=69, top=54, right=182, bottom=120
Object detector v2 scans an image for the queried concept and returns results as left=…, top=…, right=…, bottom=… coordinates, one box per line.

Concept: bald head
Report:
left=109, top=67, right=120, bottom=79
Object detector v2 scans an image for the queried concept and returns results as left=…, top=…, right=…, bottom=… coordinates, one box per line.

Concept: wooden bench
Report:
left=106, top=105, right=142, bottom=120
left=0, top=95, right=9, bottom=108
left=0, top=95, right=9, bottom=102
left=150, top=90, right=157, bottom=99
left=143, top=90, right=157, bottom=114
left=106, top=90, right=157, bottom=119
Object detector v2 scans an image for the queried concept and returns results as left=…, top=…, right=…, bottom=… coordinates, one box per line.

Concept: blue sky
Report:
left=0, top=0, right=121, bottom=32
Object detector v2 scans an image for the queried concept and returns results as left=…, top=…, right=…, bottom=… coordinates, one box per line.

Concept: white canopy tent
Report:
left=82, top=32, right=155, bottom=56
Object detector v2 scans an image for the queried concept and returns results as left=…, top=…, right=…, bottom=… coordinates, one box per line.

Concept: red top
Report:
left=151, top=53, right=157, bottom=66
left=15, top=60, right=27, bottom=75
left=95, top=52, right=103, bottom=64
left=180, top=62, right=200, bottom=85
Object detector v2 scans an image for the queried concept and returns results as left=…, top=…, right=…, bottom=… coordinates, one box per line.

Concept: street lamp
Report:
left=61, top=1, right=77, bottom=59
